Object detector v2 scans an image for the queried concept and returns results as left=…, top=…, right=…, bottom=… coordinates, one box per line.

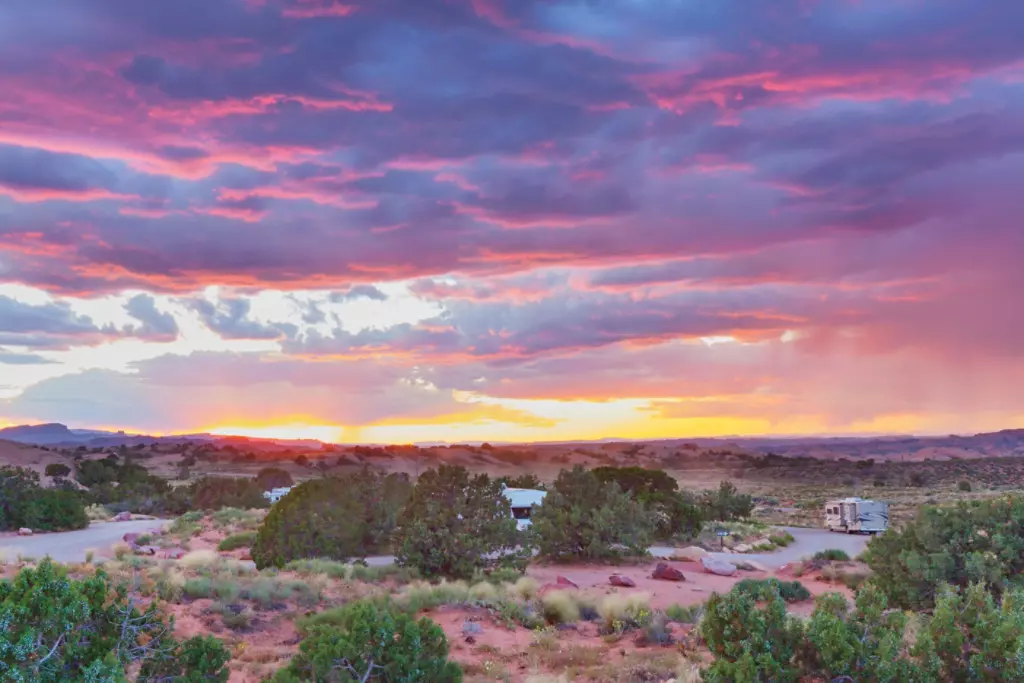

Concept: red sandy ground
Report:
left=2, top=521, right=858, bottom=682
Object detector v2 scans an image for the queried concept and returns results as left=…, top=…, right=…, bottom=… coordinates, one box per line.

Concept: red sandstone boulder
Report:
left=556, top=575, right=579, bottom=589
left=652, top=562, right=686, bottom=581
left=609, top=574, right=637, bottom=587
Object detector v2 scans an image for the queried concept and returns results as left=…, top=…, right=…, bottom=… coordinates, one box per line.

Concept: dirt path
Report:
left=0, top=520, right=167, bottom=563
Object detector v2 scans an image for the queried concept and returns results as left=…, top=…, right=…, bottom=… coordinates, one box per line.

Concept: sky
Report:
left=0, top=0, right=1022, bottom=443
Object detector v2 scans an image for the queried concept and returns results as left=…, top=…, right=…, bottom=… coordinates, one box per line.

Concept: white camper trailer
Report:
left=825, top=497, right=889, bottom=534
left=263, top=486, right=293, bottom=504
left=502, top=487, right=547, bottom=531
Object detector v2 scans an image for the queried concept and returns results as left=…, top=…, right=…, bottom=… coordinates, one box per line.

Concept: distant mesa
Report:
left=0, top=422, right=76, bottom=445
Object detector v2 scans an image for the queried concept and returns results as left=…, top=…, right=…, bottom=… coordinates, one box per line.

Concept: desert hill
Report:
left=2, top=424, right=1024, bottom=484
left=0, top=438, right=76, bottom=477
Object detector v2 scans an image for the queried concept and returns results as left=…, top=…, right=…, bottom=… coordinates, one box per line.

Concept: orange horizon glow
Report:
left=193, top=405, right=1024, bottom=445
left=207, top=422, right=346, bottom=443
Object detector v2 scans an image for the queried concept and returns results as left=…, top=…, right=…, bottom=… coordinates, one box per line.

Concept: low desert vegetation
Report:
left=0, top=466, right=88, bottom=531
left=16, top=448, right=1024, bottom=682
left=253, top=469, right=411, bottom=569
left=592, top=465, right=706, bottom=539
left=255, top=466, right=294, bottom=490
left=701, top=579, right=1024, bottom=682
left=393, top=464, right=528, bottom=579
left=217, top=530, right=257, bottom=551
left=812, top=548, right=851, bottom=562
left=272, top=600, right=463, bottom=682
left=531, top=465, right=656, bottom=562
left=731, top=577, right=811, bottom=604
left=0, top=558, right=230, bottom=681
left=863, top=493, right=1024, bottom=609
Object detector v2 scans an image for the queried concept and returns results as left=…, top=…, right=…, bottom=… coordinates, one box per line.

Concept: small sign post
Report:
left=715, top=527, right=730, bottom=550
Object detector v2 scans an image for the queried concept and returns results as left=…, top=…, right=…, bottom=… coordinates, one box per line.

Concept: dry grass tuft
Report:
left=178, top=549, right=220, bottom=570
left=597, top=592, right=653, bottom=633
left=511, top=576, right=540, bottom=601
left=469, top=581, right=501, bottom=603
left=541, top=590, right=580, bottom=624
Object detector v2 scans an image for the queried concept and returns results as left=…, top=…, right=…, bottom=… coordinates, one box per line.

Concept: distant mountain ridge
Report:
left=0, top=422, right=191, bottom=447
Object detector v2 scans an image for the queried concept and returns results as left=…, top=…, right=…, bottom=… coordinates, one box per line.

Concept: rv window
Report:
left=511, top=507, right=531, bottom=520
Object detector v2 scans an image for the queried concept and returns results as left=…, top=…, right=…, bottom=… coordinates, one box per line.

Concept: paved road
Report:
left=0, top=520, right=167, bottom=563
left=362, top=527, right=872, bottom=570
left=0, top=522, right=870, bottom=569
left=651, top=526, right=873, bottom=569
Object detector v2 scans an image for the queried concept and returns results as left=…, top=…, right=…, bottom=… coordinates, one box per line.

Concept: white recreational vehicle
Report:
left=825, top=497, right=889, bottom=534
left=263, top=486, right=293, bottom=504
left=502, top=487, right=546, bottom=531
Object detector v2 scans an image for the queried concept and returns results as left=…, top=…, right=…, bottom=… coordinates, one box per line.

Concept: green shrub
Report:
left=349, top=563, right=421, bottom=584
left=0, top=467, right=88, bottom=532
left=253, top=469, right=411, bottom=569
left=472, top=566, right=525, bottom=585
left=284, top=558, right=350, bottom=579
left=393, top=465, right=526, bottom=579
left=812, top=549, right=851, bottom=562
left=957, top=479, right=972, bottom=492
left=272, top=600, right=462, bottom=682
left=0, top=558, right=230, bottom=681
left=731, top=578, right=811, bottom=604
left=863, top=494, right=1024, bottom=609
left=701, top=583, right=803, bottom=682
left=184, top=577, right=214, bottom=599
left=213, top=579, right=241, bottom=602
left=44, top=463, right=71, bottom=478
left=664, top=603, right=703, bottom=624
left=170, top=510, right=204, bottom=533
left=700, top=578, right=1024, bottom=681
left=701, top=480, right=754, bottom=521
left=188, top=476, right=269, bottom=511
left=799, top=587, right=917, bottom=682
left=531, top=465, right=656, bottom=562
left=913, top=583, right=1024, bottom=680
left=592, top=466, right=704, bottom=539
left=140, top=635, right=231, bottom=682
left=255, top=466, right=294, bottom=490
left=769, top=531, right=795, bottom=547
left=211, top=507, right=259, bottom=528
left=840, top=571, right=868, bottom=591
left=496, top=473, right=545, bottom=490
left=218, top=531, right=257, bottom=551
left=18, top=489, right=89, bottom=531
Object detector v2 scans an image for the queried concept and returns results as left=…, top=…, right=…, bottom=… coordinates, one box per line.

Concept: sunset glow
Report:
left=208, top=423, right=345, bottom=444
left=1, top=1, right=1022, bottom=442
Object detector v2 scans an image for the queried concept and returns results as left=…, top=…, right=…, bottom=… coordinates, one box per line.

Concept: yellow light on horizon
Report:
left=208, top=423, right=344, bottom=442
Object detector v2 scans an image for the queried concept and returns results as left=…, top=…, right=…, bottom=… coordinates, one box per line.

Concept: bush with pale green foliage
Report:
left=701, top=578, right=1024, bottom=682
left=701, top=480, right=754, bottom=521
left=393, top=464, right=526, bottom=579
left=0, top=466, right=88, bottom=532
left=531, top=465, right=656, bottom=562
left=253, top=469, right=411, bottom=569
left=217, top=531, right=256, bottom=551
left=0, top=558, right=230, bottom=681
left=732, top=578, right=811, bottom=604
left=272, top=600, right=462, bottom=682
left=812, top=548, right=851, bottom=562
left=864, top=493, right=1024, bottom=609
